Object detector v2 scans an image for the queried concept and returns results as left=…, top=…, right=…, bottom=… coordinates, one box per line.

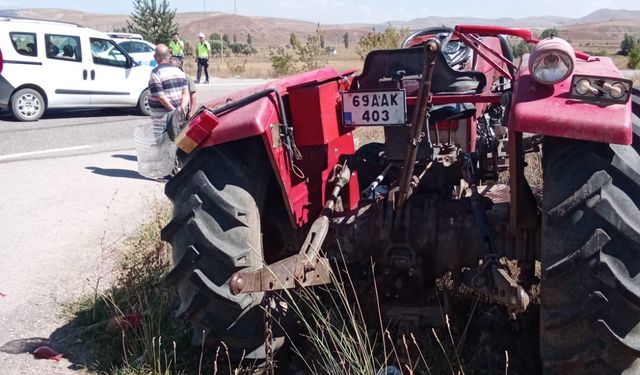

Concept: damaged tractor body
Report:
left=163, top=24, right=639, bottom=372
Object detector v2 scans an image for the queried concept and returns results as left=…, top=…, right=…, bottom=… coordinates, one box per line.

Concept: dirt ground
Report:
left=0, top=152, right=164, bottom=374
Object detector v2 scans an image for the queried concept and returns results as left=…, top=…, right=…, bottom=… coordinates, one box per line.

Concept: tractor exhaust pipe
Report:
left=395, top=39, right=440, bottom=234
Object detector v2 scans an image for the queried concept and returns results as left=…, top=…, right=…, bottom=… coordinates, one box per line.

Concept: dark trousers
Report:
left=197, top=58, right=209, bottom=82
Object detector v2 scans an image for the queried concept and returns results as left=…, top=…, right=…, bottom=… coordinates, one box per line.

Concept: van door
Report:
left=42, top=33, right=91, bottom=106
left=88, top=38, right=150, bottom=106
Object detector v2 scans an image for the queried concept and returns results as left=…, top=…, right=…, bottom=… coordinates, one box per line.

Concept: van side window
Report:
left=90, top=38, right=128, bottom=67
left=45, top=34, right=82, bottom=62
left=10, top=32, right=37, bottom=57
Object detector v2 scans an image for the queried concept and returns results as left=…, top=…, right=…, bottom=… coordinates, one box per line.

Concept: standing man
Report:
left=138, top=44, right=189, bottom=179
left=168, top=32, right=184, bottom=61
left=149, top=44, right=189, bottom=128
left=196, top=32, right=211, bottom=84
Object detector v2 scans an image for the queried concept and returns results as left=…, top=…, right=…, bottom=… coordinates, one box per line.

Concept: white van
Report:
left=0, top=17, right=153, bottom=121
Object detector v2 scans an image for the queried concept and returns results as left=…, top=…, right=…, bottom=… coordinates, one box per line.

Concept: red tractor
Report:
left=162, top=25, right=639, bottom=373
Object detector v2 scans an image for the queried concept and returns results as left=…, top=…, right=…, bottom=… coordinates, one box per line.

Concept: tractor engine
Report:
left=331, top=102, right=515, bottom=326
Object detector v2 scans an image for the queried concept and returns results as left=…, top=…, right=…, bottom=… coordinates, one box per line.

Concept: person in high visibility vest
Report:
left=169, top=32, right=184, bottom=60
left=196, top=32, right=211, bottom=84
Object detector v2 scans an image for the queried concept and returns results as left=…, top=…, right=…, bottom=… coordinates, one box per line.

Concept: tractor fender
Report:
left=192, top=67, right=360, bottom=228
left=509, top=54, right=632, bottom=145
left=196, top=67, right=345, bottom=147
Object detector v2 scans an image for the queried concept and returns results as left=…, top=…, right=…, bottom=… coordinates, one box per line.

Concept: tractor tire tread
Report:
left=162, top=139, right=273, bottom=358
left=541, top=128, right=640, bottom=374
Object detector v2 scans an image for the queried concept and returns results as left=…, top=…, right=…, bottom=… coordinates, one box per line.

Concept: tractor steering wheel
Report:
left=401, top=27, right=471, bottom=69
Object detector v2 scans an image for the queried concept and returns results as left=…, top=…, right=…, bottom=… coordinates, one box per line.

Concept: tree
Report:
left=540, top=27, right=558, bottom=39
left=297, top=29, right=328, bottom=71
left=289, top=32, right=299, bottom=48
left=620, top=34, right=637, bottom=56
left=628, top=46, right=640, bottom=69
left=243, top=45, right=257, bottom=55
left=270, top=29, right=328, bottom=75
left=270, top=46, right=297, bottom=76
left=223, top=34, right=230, bottom=45
left=247, top=33, right=253, bottom=45
left=126, top=0, right=178, bottom=45
left=509, top=38, right=532, bottom=58
left=343, top=32, right=349, bottom=49
left=320, top=34, right=325, bottom=49
left=356, top=25, right=409, bottom=60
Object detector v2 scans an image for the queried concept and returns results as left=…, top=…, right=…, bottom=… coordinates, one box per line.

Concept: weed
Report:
left=65, top=201, right=196, bottom=374
left=225, top=57, right=248, bottom=77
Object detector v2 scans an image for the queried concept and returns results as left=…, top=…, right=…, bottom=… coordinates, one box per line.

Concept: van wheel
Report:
left=11, top=88, right=45, bottom=121
left=137, top=89, right=150, bottom=116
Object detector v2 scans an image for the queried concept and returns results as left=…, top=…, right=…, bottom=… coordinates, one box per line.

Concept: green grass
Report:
left=64, top=201, right=197, bottom=375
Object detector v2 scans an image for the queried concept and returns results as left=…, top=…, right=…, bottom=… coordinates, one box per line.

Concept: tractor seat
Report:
left=429, top=103, right=476, bottom=123
left=353, top=47, right=486, bottom=95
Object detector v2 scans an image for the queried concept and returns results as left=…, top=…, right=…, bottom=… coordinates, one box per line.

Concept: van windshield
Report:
left=90, top=38, right=129, bottom=67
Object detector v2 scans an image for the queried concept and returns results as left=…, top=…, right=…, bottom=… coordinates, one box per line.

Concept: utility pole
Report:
left=233, top=0, right=237, bottom=52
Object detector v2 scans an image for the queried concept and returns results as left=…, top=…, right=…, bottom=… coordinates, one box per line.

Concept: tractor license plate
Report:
left=341, top=90, right=407, bottom=126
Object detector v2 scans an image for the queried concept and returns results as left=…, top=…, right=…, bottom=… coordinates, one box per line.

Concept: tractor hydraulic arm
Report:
left=395, top=39, right=440, bottom=232
left=229, top=164, right=353, bottom=295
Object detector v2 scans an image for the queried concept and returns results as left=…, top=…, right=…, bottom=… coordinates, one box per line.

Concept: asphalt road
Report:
left=0, top=78, right=265, bottom=374
left=0, top=79, right=267, bottom=162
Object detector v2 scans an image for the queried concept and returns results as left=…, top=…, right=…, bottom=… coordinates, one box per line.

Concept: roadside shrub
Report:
left=510, top=39, right=533, bottom=59
left=270, top=46, right=298, bottom=76
left=269, top=29, right=328, bottom=75
left=628, top=46, right=640, bottom=69
left=355, top=25, right=409, bottom=60
left=296, top=30, right=328, bottom=71
left=620, top=34, right=637, bottom=56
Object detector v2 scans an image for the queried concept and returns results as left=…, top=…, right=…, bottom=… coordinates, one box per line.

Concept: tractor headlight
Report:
left=528, top=38, right=575, bottom=85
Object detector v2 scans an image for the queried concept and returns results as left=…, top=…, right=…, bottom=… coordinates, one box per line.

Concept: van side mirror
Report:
left=126, top=56, right=136, bottom=68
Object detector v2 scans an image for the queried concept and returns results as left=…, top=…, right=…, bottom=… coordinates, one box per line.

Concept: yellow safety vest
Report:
left=197, top=41, right=210, bottom=58
left=169, top=40, right=184, bottom=56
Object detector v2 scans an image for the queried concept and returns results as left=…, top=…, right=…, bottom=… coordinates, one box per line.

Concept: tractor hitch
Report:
left=230, top=164, right=353, bottom=294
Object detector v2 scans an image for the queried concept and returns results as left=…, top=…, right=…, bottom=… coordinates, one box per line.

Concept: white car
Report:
left=0, top=18, right=153, bottom=121
left=112, top=38, right=157, bottom=68
left=107, top=32, right=143, bottom=40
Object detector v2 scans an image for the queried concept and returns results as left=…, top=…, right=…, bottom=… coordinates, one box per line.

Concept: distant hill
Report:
left=1, top=7, right=640, bottom=49
left=399, top=15, right=573, bottom=30
left=574, top=8, right=640, bottom=24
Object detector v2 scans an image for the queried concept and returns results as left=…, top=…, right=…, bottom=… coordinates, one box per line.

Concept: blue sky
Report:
left=2, top=0, right=640, bottom=23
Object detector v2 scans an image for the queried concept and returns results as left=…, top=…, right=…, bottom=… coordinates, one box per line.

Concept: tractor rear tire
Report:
left=161, top=137, right=287, bottom=361
left=540, top=124, right=640, bottom=374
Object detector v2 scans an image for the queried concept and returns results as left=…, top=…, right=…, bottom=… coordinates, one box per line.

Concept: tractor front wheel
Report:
left=540, top=127, right=640, bottom=373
